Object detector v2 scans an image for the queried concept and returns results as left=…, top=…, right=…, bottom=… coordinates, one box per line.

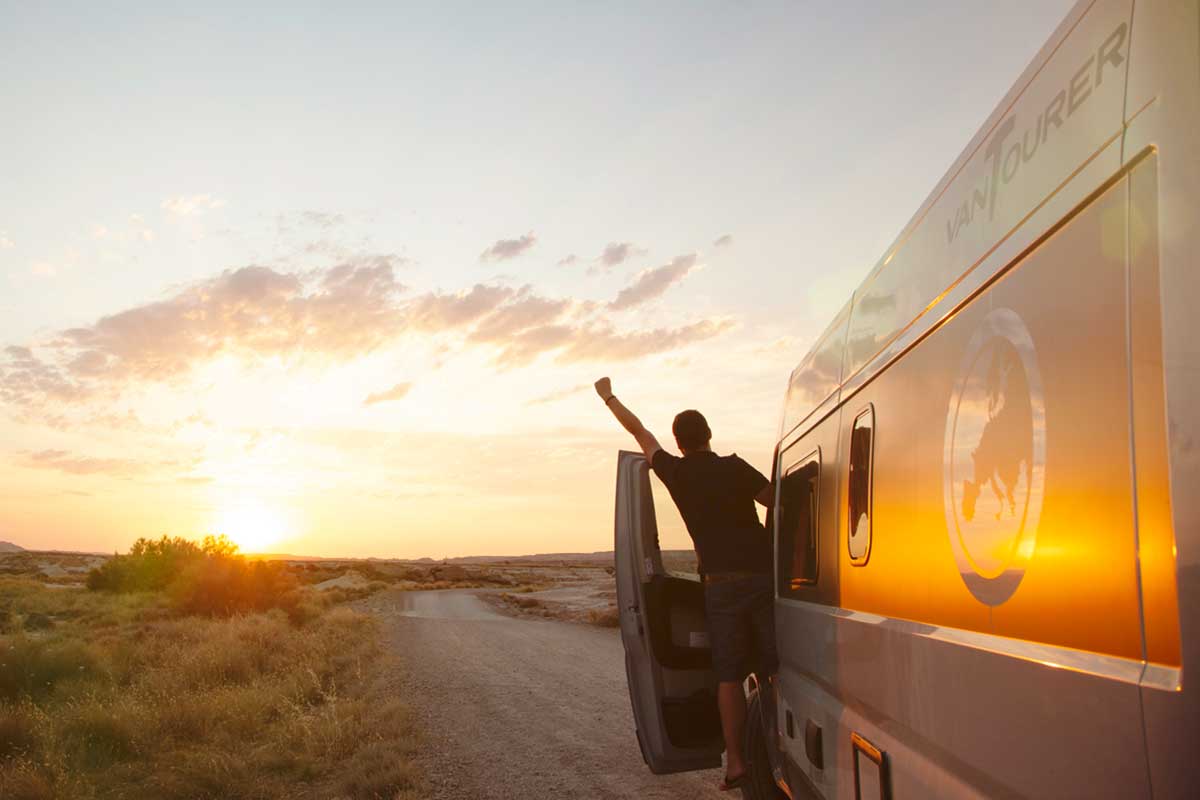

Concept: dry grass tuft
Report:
left=0, top=574, right=420, bottom=799
left=586, top=607, right=621, bottom=628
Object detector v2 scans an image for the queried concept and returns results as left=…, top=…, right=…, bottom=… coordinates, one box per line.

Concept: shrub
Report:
left=170, top=557, right=299, bottom=618
left=0, top=761, right=54, bottom=800
left=0, top=706, right=40, bottom=761
left=587, top=607, right=621, bottom=627
left=0, top=637, right=99, bottom=702
left=21, top=613, right=52, bottom=632
left=87, top=535, right=233, bottom=593
left=86, top=535, right=301, bottom=619
left=59, top=703, right=139, bottom=768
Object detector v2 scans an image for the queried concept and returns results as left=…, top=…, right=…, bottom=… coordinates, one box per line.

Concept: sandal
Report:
left=719, top=772, right=748, bottom=791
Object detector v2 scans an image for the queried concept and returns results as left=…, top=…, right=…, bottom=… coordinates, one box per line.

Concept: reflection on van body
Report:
left=614, top=0, right=1199, bottom=796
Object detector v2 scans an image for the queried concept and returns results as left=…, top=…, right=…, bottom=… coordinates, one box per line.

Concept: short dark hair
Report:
left=672, top=409, right=711, bottom=452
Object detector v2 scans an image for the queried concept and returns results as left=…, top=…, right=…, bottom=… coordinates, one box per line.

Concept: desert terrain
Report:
left=1, top=542, right=715, bottom=799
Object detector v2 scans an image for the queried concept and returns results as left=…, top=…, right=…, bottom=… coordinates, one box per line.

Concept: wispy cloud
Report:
left=409, top=284, right=516, bottom=331
left=0, top=250, right=735, bottom=415
left=713, top=234, right=733, bottom=248
left=609, top=253, right=699, bottom=311
left=299, top=211, right=345, bottom=229
left=162, top=194, right=225, bottom=218
left=468, top=290, right=572, bottom=344
left=364, top=382, right=413, bottom=406
left=1, top=232, right=14, bottom=249
left=480, top=232, right=537, bottom=262
left=21, top=448, right=191, bottom=480
left=0, top=255, right=409, bottom=413
left=526, top=383, right=591, bottom=406
left=276, top=210, right=348, bottom=235
left=556, top=318, right=733, bottom=363
left=129, top=214, right=155, bottom=242
left=589, top=241, right=646, bottom=274
left=556, top=254, right=578, bottom=267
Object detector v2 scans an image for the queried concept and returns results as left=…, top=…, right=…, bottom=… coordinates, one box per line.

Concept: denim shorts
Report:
left=703, top=573, right=780, bottom=683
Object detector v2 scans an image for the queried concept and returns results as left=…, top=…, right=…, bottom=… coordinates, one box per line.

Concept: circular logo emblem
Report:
left=943, top=308, right=1045, bottom=606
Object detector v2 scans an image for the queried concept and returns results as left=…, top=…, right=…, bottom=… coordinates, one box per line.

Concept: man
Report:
left=594, top=376, right=778, bottom=792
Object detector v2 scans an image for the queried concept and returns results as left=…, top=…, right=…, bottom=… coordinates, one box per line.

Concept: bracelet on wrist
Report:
left=604, top=395, right=617, bottom=405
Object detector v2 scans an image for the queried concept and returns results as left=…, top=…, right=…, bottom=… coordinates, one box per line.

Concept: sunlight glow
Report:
left=212, top=501, right=291, bottom=554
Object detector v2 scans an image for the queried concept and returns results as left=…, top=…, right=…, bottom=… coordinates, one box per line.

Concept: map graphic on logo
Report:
left=943, top=308, right=1045, bottom=606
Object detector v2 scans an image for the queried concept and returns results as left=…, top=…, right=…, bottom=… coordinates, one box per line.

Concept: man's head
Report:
left=672, top=409, right=712, bottom=454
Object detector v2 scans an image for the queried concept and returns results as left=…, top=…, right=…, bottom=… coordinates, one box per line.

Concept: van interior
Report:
left=637, top=483, right=723, bottom=749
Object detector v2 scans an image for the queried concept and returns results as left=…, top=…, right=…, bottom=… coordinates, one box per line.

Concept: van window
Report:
left=777, top=450, right=820, bottom=593
left=848, top=405, right=874, bottom=565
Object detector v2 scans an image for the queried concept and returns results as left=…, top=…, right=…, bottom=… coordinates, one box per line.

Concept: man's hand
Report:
left=595, top=377, right=661, bottom=462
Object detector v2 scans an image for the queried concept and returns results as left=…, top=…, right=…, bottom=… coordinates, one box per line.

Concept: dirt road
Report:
left=362, top=588, right=726, bottom=799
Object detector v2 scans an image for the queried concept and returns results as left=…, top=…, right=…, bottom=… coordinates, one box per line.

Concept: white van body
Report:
left=614, top=0, right=1199, bottom=796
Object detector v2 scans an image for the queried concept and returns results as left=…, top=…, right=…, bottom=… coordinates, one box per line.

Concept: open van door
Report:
left=614, top=450, right=724, bottom=774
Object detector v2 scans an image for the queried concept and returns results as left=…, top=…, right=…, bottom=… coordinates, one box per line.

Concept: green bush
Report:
left=87, top=535, right=232, bottom=593
left=85, top=535, right=300, bottom=619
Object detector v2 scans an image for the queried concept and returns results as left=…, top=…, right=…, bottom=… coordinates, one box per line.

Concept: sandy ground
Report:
left=360, top=588, right=726, bottom=800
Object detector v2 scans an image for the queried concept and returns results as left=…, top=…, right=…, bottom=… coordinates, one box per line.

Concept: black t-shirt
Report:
left=651, top=450, right=772, bottom=575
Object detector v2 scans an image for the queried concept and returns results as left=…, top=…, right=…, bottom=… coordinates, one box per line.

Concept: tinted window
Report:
left=777, top=451, right=820, bottom=593
left=848, top=405, right=874, bottom=564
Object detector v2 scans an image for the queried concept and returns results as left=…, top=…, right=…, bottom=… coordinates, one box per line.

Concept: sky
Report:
left=0, top=0, right=1075, bottom=558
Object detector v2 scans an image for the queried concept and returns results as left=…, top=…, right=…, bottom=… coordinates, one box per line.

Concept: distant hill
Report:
left=0, top=541, right=25, bottom=553
left=250, top=549, right=696, bottom=566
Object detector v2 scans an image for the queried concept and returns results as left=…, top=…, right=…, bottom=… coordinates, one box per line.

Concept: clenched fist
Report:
left=594, top=377, right=613, bottom=401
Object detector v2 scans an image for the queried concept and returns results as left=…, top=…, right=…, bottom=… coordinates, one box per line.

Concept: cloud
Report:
left=20, top=448, right=191, bottom=479
left=526, top=383, right=591, bottom=406
left=713, top=234, right=733, bottom=248
left=595, top=241, right=646, bottom=271
left=0, top=250, right=736, bottom=415
left=557, top=318, right=734, bottom=363
left=30, top=262, right=57, bottom=278
left=92, top=225, right=109, bottom=240
left=0, top=254, right=409, bottom=412
left=276, top=211, right=348, bottom=235
left=162, top=194, right=225, bottom=217
left=491, top=316, right=733, bottom=369
left=1, top=232, right=14, bottom=249
left=556, top=254, right=578, bottom=267
left=480, top=232, right=537, bottom=262
left=609, top=253, right=699, bottom=311
left=364, top=382, right=413, bottom=406
left=299, top=211, right=345, bottom=229
left=491, top=324, right=577, bottom=368
left=468, top=290, right=572, bottom=344
left=408, top=284, right=516, bottom=332
left=126, top=214, right=155, bottom=243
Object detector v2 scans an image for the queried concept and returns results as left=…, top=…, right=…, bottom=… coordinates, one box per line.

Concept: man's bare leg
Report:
left=718, top=680, right=748, bottom=779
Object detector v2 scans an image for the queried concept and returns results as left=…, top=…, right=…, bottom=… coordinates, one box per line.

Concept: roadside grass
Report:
left=0, top=567, right=419, bottom=799
left=586, top=607, right=620, bottom=627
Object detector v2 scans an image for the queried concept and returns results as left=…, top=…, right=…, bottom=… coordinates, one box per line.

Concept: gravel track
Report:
left=361, top=588, right=725, bottom=800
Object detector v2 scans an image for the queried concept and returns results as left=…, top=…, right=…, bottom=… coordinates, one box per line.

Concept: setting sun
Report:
left=212, top=501, right=291, bottom=554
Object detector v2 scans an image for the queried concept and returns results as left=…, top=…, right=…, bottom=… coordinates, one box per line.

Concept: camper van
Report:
left=614, top=0, right=1199, bottom=797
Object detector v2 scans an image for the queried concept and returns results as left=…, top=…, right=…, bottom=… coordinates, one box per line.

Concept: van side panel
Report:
left=1122, top=0, right=1200, bottom=795
left=1127, top=156, right=1181, bottom=671
left=840, top=0, right=1132, bottom=386
left=774, top=416, right=845, bottom=798
left=838, top=176, right=1141, bottom=660
left=822, top=176, right=1150, bottom=797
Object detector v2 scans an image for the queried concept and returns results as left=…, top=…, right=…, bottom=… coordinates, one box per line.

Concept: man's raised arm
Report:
left=594, top=377, right=662, bottom=462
